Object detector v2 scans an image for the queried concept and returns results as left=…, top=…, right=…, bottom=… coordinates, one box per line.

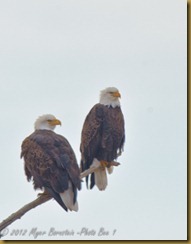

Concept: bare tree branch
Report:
left=0, top=161, right=120, bottom=235
left=0, top=193, right=52, bottom=234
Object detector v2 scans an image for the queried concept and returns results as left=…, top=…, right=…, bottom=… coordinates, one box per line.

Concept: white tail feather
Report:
left=91, top=158, right=108, bottom=190
left=94, top=168, right=108, bottom=190
left=107, top=166, right=114, bottom=174
left=59, top=181, right=78, bottom=212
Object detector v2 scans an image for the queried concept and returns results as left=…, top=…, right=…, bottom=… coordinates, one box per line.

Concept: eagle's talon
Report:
left=100, top=160, right=109, bottom=169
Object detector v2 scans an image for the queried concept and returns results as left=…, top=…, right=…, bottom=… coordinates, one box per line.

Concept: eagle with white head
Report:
left=80, top=87, right=125, bottom=190
left=21, top=114, right=81, bottom=211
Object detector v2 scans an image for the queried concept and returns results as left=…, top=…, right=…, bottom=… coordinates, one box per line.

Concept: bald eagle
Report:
left=21, top=114, right=81, bottom=211
left=80, top=87, right=125, bottom=190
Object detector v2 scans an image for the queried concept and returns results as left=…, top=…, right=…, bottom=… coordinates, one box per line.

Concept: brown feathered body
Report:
left=21, top=129, right=81, bottom=211
left=80, top=103, right=125, bottom=189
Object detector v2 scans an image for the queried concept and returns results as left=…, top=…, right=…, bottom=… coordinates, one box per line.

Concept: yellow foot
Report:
left=100, top=160, right=109, bottom=169
left=37, top=190, right=50, bottom=197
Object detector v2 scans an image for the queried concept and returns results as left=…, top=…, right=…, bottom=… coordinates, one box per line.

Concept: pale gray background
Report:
left=0, top=0, right=187, bottom=240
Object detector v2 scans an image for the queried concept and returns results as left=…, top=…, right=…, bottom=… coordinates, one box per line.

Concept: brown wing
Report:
left=101, top=106, right=125, bottom=158
left=21, top=130, right=81, bottom=211
left=80, top=104, right=103, bottom=171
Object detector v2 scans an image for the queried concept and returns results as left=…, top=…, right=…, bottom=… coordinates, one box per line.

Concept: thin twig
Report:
left=0, top=161, right=120, bottom=234
left=80, top=161, right=120, bottom=178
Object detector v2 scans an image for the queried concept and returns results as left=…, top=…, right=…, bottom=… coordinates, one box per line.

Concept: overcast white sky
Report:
left=0, top=0, right=187, bottom=241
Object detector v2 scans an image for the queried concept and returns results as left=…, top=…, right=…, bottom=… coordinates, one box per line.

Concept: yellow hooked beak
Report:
left=48, top=119, right=62, bottom=126
left=112, top=91, right=121, bottom=98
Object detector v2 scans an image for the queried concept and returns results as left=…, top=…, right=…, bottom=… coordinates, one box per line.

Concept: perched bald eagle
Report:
left=21, top=114, right=81, bottom=211
left=80, top=87, right=125, bottom=190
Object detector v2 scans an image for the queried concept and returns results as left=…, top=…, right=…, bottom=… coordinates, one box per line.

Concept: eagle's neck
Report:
left=34, top=122, right=55, bottom=131
left=36, top=126, right=54, bottom=131
left=99, top=97, right=120, bottom=108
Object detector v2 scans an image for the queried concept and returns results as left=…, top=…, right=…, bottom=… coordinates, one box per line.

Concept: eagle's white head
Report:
left=99, top=87, right=121, bottom=108
left=34, top=114, right=61, bottom=131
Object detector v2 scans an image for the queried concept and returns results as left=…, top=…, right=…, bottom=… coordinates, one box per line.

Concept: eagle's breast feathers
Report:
left=80, top=102, right=125, bottom=189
